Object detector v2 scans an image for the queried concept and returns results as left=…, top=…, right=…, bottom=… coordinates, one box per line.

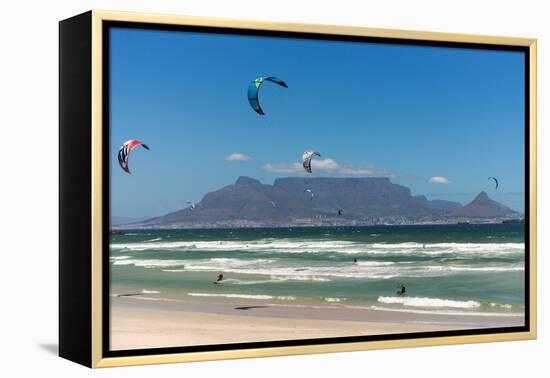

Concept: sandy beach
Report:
left=110, top=296, right=523, bottom=351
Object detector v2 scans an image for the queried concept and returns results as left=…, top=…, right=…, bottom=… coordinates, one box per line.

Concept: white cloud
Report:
left=262, top=158, right=395, bottom=177
left=312, top=158, right=340, bottom=172
left=262, top=162, right=303, bottom=173
left=339, top=165, right=396, bottom=177
left=224, top=153, right=251, bottom=162
left=429, top=176, right=451, bottom=184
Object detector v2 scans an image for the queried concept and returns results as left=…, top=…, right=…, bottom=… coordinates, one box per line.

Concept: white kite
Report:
left=302, top=150, right=321, bottom=173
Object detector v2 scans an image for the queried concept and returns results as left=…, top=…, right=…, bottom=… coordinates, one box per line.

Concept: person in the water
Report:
left=215, top=273, right=224, bottom=283
left=353, top=258, right=358, bottom=264
left=397, top=284, right=406, bottom=296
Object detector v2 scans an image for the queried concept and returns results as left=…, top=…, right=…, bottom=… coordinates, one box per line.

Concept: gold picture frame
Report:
left=59, top=10, right=537, bottom=368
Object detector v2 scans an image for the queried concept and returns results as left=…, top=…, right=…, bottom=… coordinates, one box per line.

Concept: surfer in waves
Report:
left=396, top=284, right=406, bottom=296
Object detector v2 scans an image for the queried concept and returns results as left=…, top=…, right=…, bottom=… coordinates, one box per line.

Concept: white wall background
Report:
left=0, top=0, right=547, bottom=376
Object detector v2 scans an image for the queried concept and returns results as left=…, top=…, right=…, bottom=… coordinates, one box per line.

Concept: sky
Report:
left=109, top=27, right=525, bottom=219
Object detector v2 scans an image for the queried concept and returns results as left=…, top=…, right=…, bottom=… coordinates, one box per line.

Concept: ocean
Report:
left=109, top=224, right=525, bottom=319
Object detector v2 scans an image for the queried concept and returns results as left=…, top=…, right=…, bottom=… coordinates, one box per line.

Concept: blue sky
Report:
left=109, top=27, right=525, bottom=218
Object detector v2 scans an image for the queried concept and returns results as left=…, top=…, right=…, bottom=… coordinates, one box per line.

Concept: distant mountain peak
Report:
left=235, top=176, right=262, bottom=186
left=448, top=191, right=519, bottom=218
left=473, top=191, right=490, bottom=201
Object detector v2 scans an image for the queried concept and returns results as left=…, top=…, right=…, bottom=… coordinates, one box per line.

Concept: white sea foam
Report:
left=218, top=278, right=277, bottom=285
left=141, top=289, right=161, bottom=294
left=115, top=256, right=522, bottom=280
left=125, top=296, right=178, bottom=302
left=113, top=259, right=185, bottom=268
left=424, top=264, right=524, bottom=273
left=110, top=238, right=524, bottom=257
left=174, top=258, right=275, bottom=272
left=367, top=305, right=524, bottom=317
left=370, top=242, right=524, bottom=256
left=490, top=302, right=514, bottom=310
left=356, top=261, right=395, bottom=267
left=178, top=261, right=398, bottom=280
left=222, top=276, right=331, bottom=285
left=378, top=296, right=481, bottom=309
left=276, top=296, right=297, bottom=301
left=283, top=275, right=332, bottom=282
left=161, top=269, right=186, bottom=272
left=187, top=293, right=273, bottom=300
left=110, top=256, right=131, bottom=260
left=324, top=297, right=345, bottom=303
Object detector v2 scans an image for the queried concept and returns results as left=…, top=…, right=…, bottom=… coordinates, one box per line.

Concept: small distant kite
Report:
left=117, top=140, right=149, bottom=174
left=302, top=150, right=321, bottom=173
left=305, top=189, right=314, bottom=200
left=247, top=76, right=288, bottom=116
left=488, top=176, right=499, bottom=189
left=187, top=201, right=197, bottom=211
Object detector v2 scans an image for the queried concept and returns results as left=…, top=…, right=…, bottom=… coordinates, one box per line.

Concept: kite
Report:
left=247, top=76, right=288, bottom=116
left=302, top=150, right=321, bottom=173
left=488, top=176, right=499, bottom=189
left=117, top=140, right=149, bottom=174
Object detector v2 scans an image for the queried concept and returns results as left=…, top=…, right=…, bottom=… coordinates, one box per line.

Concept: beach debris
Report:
left=247, top=76, right=288, bottom=116
left=488, top=176, right=499, bottom=189
left=302, top=150, right=321, bottom=173
left=117, top=139, right=149, bottom=174
left=304, top=188, right=314, bottom=200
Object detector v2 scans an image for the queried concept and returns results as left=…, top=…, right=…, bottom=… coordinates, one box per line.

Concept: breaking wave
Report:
left=115, top=256, right=522, bottom=280
left=378, top=296, right=480, bottom=309
left=367, top=305, right=524, bottom=317
left=110, top=239, right=524, bottom=256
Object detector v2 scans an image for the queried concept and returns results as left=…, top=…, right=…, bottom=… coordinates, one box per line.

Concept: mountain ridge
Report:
left=123, top=176, right=521, bottom=229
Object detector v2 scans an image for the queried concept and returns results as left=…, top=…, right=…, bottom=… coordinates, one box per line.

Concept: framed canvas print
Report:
left=59, top=10, right=537, bottom=368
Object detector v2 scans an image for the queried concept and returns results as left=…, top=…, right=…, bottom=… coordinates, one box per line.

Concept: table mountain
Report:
left=124, top=177, right=519, bottom=228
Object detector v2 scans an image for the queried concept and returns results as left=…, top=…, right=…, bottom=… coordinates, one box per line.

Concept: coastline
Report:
left=113, top=219, right=524, bottom=230
left=110, top=295, right=524, bottom=351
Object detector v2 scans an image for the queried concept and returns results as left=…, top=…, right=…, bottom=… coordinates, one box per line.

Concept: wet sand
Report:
left=109, top=296, right=523, bottom=350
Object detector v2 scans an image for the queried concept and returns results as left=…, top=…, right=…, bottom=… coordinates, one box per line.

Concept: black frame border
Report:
left=101, top=20, right=531, bottom=359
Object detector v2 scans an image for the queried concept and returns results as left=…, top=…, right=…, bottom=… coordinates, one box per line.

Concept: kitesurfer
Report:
left=397, top=284, right=406, bottom=296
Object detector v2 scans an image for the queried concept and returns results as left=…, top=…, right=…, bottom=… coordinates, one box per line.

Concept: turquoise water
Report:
left=110, top=224, right=525, bottom=316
